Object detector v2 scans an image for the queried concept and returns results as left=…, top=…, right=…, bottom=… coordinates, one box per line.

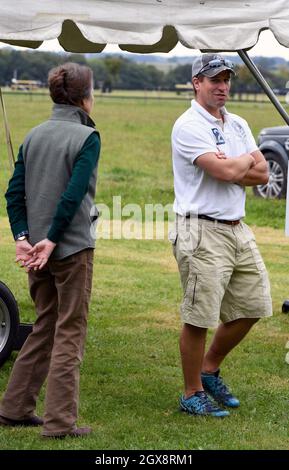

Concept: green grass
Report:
left=0, top=95, right=289, bottom=449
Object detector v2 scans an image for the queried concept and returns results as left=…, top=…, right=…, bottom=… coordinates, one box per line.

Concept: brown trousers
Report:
left=0, top=249, right=94, bottom=436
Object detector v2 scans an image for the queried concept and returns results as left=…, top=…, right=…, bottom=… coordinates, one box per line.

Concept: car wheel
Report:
left=253, top=152, right=288, bottom=199
left=0, top=281, right=19, bottom=367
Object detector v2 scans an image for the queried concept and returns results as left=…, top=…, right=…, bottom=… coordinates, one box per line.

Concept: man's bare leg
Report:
left=180, top=323, right=207, bottom=397
left=203, top=318, right=259, bottom=373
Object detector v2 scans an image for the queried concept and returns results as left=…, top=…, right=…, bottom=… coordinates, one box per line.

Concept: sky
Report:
left=24, top=30, right=289, bottom=61
left=2, top=29, right=289, bottom=61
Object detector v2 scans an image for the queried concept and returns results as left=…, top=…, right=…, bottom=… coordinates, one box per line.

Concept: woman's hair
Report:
left=48, top=62, right=93, bottom=106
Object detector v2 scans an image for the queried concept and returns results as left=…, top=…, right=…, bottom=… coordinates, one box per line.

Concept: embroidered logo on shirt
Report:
left=211, top=128, right=225, bottom=145
left=231, top=121, right=247, bottom=140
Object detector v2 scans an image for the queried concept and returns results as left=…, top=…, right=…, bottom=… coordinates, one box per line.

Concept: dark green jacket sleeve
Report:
left=47, top=132, right=101, bottom=243
left=5, top=145, right=29, bottom=239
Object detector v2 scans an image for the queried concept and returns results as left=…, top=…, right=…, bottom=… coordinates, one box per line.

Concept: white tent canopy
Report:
left=0, top=0, right=289, bottom=53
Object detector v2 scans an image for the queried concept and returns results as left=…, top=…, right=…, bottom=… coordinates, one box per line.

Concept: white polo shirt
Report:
left=172, top=100, right=258, bottom=219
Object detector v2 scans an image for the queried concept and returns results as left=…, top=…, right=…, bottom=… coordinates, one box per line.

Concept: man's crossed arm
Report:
left=235, top=150, right=269, bottom=186
left=195, top=149, right=269, bottom=186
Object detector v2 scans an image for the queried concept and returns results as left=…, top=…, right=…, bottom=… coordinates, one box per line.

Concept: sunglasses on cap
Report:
left=198, top=58, right=235, bottom=76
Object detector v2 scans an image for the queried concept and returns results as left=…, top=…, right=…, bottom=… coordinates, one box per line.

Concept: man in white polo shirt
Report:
left=171, top=53, right=272, bottom=418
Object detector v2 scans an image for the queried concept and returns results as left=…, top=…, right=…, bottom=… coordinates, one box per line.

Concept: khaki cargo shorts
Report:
left=170, top=215, right=272, bottom=328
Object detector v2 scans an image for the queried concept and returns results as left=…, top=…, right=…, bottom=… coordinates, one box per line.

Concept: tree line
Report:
left=0, top=48, right=289, bottom=94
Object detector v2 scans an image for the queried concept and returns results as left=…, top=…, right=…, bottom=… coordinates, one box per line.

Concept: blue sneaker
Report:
left=180, top=391, right=230, bottom=418
left=201, top=369, right=240, bottom=408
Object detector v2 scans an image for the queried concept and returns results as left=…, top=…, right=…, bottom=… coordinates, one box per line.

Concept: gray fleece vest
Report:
left=23, top=104, right=98, bottom=259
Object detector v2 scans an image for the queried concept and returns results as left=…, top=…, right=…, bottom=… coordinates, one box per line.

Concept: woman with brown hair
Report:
left=0, top=62, right=100, bottom=438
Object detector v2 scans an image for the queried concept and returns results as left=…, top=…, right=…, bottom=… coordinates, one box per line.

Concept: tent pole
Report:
left=0, top=87, right=15, bottom=173
left=238, top=49, right=289, bottom=126
left=238, top=50, right=289, bottom=237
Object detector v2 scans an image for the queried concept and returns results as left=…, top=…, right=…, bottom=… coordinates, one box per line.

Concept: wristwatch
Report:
left=16, top=235, right=27, bottom=241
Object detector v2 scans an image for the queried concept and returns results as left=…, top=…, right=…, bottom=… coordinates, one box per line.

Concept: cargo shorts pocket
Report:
left=248, top=239, right=272, bottom=312
left=177, top=219, right=202, bottom=256
left=181, top=273, right=198, bottom=320
left=168, top=229, right=178, bottom=245
left=168, top=229, right=178, bottom=258
left=185, top=273, right=198, bottom=305
left=181, top=270, right=222, bottom=328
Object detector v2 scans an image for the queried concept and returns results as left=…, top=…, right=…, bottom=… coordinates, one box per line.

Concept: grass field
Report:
left=0, top=95, right=289, bottom=450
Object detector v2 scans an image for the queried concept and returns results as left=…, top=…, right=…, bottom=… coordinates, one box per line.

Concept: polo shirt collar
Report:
left=191, top=99, right=228, bottom=124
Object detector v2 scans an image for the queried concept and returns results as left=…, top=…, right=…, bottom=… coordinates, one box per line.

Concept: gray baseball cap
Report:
left=192, top=53, right=236, bottom=78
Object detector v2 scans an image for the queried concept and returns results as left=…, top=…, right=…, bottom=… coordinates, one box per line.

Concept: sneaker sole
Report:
left=203, top=392, right=240, bottom=408
left=180, top=404, right=230, bottom=418
left=202, top=387, right=240, bottom=408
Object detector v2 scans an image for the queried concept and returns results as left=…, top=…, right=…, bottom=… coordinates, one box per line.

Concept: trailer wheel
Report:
left=0, top=281, right=19, bottom=367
